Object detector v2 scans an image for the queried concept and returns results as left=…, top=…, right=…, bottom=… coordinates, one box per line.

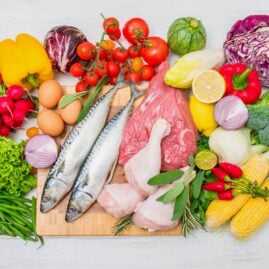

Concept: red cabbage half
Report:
left=44, top=25, right=87, bottom=73
left=224, top=15, right=269, bottom=86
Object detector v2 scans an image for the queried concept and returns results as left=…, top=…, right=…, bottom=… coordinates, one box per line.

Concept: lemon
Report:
left=194, top=150, right=218, bottom=170
left=189, top=95, right=218, bottom=137
left=192, top=70, right=226, bottom=103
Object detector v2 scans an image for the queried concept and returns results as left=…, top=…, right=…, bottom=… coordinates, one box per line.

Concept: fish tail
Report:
left=130, top=82, right=142, bottom=99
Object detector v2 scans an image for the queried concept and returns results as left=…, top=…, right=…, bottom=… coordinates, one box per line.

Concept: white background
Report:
left=1, top=0, right=269, bottom=268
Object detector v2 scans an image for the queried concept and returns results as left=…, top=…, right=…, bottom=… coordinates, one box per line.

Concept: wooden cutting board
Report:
left=36, top=84, right=181, bottom=236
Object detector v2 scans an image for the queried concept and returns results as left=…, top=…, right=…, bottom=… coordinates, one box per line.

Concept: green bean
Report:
left=0, top=222, right=15, bottom=237
left=0, top=204, right=31, bottom=214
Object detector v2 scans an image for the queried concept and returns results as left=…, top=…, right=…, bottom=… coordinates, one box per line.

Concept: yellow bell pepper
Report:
left=0, top=33, right=53, bottom=89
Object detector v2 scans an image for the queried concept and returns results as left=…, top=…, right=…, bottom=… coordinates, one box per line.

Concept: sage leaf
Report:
left=77, top=75, right=106, bottom=122
left=148, top=170, right=184, bottom=186
left=190, top=170, right=205, bottom=199
left=160, top=183, right=185, bottom=204
left=188, top=155, right=195, bottom=166
left=172, top=186, right=188, bottom=221
left=59, top=91, right=88, bottom=108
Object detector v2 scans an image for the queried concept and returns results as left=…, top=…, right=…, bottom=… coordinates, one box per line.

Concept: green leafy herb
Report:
left=197, top=133, right=209, bottom=151
left=157, top=182, right=184, bottom=204
left=188, top=155, right=195, bottom=166
left=172, top=186, right=188, bottom=221
left=0, top=137, right=36, bottom=197
left=58, top=91, right=89, bottom=108
left=190, top=170, right=205, bottom=199
left=112, top=214, right=133, bottom=235
left=77, top=75, right=107, bottom=122
left=148, top=170, right=184, bottom=186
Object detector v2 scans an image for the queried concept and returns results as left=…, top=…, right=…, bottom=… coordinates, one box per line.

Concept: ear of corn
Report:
left=230, top=180, right=269, bottom=238
left=205, top=155, right=269, bottom=229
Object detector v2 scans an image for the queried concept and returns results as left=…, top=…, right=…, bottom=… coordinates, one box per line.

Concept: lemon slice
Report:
left=194, top=150, right=218, bottom=170
left=192, top=70, right=226, bottom=104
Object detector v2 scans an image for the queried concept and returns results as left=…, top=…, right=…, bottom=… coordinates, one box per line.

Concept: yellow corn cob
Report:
left=206, top=155, right=269, bottom=229
left=231, top=180, right=269, bottom=238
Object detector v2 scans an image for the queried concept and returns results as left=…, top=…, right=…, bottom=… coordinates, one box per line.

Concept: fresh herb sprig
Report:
left=112, top=214, right=133, bottom=235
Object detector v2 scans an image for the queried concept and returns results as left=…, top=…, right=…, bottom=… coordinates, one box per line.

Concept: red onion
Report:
left=25, top=134, right=58, bottom=168
left=214, top=96, right=249, bottom=130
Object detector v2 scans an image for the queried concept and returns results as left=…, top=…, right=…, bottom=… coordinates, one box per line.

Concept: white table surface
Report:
left=1, top=0, right=269, bottom=268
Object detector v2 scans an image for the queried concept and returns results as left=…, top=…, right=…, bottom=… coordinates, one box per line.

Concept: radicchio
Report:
left=224, top=15, right=269, bottom=86
left=44, top=25, right=87, bottom=73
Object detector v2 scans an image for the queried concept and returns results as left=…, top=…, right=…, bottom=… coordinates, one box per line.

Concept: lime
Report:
left=194, top=150, right=218, bottom=170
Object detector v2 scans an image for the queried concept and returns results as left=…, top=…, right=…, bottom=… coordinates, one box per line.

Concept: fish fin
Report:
left=106, top=158, right=118, bottom=184
left=130, top=81, right=143, bottom=99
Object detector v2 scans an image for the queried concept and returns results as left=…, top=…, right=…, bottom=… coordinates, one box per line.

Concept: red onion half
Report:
left=214, top=95, right=249, bottom=130
left=25, top=134, right=58, bottom=168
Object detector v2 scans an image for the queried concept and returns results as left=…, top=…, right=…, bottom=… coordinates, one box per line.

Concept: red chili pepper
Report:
left=218, top=63, right=262, bottom=104
left=218, top=190, right=234, bottom=200
left=219, top=162, right=243, bottom=178
left=202, top=181, right=230, bottom=193
left=212, top=167, right=229, bottom=181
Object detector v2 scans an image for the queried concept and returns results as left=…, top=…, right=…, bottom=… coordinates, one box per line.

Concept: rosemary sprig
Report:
left=182, top=204, right=203, bottom=237
left=112, top=214, right=133, bottom=236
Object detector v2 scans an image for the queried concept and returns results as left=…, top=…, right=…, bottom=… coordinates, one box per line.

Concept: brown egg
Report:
left=38, top=80, right=63, bottom=109
left=37, top=109, right=64, bottom=137
left=59, top=97, right=82, bottom=125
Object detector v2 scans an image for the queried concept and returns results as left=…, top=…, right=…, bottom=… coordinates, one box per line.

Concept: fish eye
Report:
left=42, top=194, right=51, bottom=203
left=68, top=205, right=76, bottom=213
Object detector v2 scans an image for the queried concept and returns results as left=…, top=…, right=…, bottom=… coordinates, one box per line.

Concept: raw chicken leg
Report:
left=132, top=185, right=178, bottom=231
left=124, top=118, right=171, bottom=197
left=97, top=183, right=143, bottom=219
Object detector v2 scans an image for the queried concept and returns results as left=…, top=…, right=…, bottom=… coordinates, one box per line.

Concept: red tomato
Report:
left=141, top=65, right=155, bottom=81
left=95, top=61, right=108, bottom=77
left=123, top=18, right=149, bottom=45
left=77, top=42, right=96, bottom=60
left=128, top=45, right=141, bottom=58
left=141, top=37, right=169, bottom=66
left=98, top=48, right=107, bottom=60
left=112, top=48, right=128, bottom=63
left=109, top=28, right=121, bottom=40
left=103, top=17, right=119, bottom=35
left=75, top=80, right=88, bottom=92
left=105, top=50, right=113, bottom=61
left=110, top=76, right=117, bottom=85
left=125, top=71, right=142, bottom=83
left=70, top=62, right=85, bottom=77
left=84, top=72, right=99, bottom=86
left=107, top=61, right=120, bottom=77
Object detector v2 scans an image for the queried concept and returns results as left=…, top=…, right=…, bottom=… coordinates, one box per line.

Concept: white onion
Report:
left=25, top=134, right=58, bottom=168
left=214, top=96, right=249, bottom=130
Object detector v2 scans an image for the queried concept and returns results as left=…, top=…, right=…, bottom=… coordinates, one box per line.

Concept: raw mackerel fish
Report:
left=118, top=61, right=197, bottom=171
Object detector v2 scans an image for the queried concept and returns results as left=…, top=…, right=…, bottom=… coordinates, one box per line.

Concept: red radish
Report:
left=0, top=96, right=14, bottom=113
left=219, top=162, right=243, bottom=178
left=218, top=190, right=233, bottom=200
left=2, top=113, right=14, bottom=127
left=7, top=85, right=26, bottom=100
left=211, top=167, right=229, bottom=182
left=14, top=99, right=35, bottom=114
left=13, top=120, right=23, bottom=128
left=0, top=125, right=10, bottom=136
left=202, top=181, right=230, bottom=193
left=13, top=110, right=26, bottom=122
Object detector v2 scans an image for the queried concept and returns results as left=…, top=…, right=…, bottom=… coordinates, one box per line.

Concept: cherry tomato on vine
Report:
left=84, top=72, right=99, bottom=86
left=110, top=76, right=117, bottom=85
left=122, top=63, right=131, bottom=75
left=141, top=65, right=155, bottom=81
left=76, top=41, right=96, bottom=61
left=105, top=50, right=113, bottom=61
left=123, top=18, right=149, bottom=45
left=112, top=48, right=128, bottom=62
left=98, top=48, right=107, bottom=60
left=101, top=39, right=115, bottom=50
left=141, top=37, right=169, bottom=66
left=95, top=61, right=108, bottom=77
left=70, top=62, right=85, bottom=77
left=128, top=45, right=141, bottom=58
left=75, top=80, right=88, bottom=93
left=103, top=17, right=119, bottom=35
left=125, top=71, right=142, bottom=83
left=109, top=28, right=121, bottom=40
left=131, top=57, right=143, bottom=72
left=107, top=61, right=120, bottom=77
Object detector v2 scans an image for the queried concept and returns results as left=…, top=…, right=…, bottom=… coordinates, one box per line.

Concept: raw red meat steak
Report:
left=118, top=61, right=197, bottom=171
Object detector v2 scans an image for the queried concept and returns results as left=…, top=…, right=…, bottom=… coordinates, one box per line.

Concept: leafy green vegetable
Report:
left=157, top=182, right=184, bottom=204
left=197, top=133, right=209, bottom=151
left=190, top=170, right=204, bottom=199
left=148, top=170, right=184, bottom=186
left=58, top=91, right=88, bottom=108
left=0, top=137, right=36, bottom=197
left=172, top=186, right=188, bottom=221
left=77, top=75, right=107, bottom=122
left=247, top=92, right=269, bottom=146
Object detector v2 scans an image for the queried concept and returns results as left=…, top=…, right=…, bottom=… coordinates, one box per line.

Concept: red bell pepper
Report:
left=218, top=63, right=262, bottom=104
